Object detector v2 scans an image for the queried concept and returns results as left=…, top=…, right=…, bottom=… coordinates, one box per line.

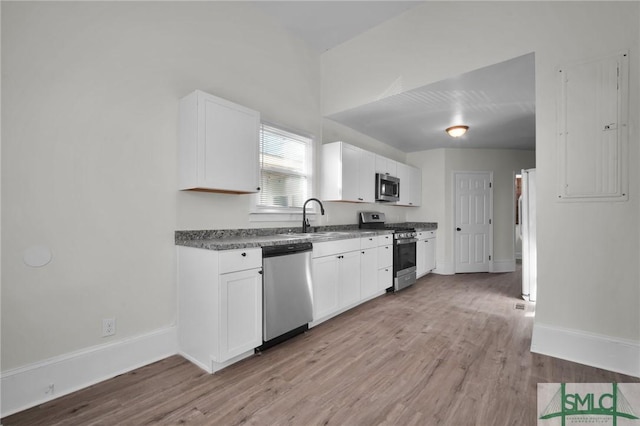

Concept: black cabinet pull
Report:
left=456, top=227, right=461, bottom=231
left=241, top=252, right=247, bottom=257
left=258, top=270, right=263, bottom=275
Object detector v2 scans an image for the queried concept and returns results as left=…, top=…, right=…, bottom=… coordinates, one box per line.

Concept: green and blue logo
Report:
left=539, top=383, right=639, bottom=426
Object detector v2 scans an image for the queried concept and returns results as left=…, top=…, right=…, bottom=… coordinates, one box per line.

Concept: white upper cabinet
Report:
left=321, top=142, right=375, bottom=203
left=375, top=155, right=397, bottom=177
left=396, top=163, right=421, bottom=207
left=179, top=90, right=260, bottom=193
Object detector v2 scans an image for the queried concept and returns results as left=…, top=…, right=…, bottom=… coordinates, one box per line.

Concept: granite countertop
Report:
left=175, top=222, right=437, bottom=251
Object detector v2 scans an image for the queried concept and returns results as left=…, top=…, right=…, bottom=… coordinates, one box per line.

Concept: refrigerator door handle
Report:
left=518, top=195, right=523, bottom=237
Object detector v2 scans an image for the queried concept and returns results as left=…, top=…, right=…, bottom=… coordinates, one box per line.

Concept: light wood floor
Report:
left=4, top=270, right=639, bottom=425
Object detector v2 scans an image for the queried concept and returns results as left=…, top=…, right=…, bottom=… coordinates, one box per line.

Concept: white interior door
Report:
left=454, top=172, right=492, bottom=273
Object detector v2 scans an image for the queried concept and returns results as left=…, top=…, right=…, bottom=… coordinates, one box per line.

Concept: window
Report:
left=255, top=123, right=313, bottom=213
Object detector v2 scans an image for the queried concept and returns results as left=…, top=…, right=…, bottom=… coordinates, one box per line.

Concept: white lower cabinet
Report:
left=360, top=247, right=378, bottom=300
left=177, top=246, right=263, bottom=373
left=378, top=267, right=393, bottom=292
left=311, top=254, right=340, bottom=320
left=219, top=268, right=263, bottom=361
left=417, top=230, right=437, bottom=277
left=312, top=239, right=360, bottom=321
left=377, top=235, right=394, bottom=291
left=311, top=235, right=394, bottom=326
left=338, top=250, right=361, bottom=308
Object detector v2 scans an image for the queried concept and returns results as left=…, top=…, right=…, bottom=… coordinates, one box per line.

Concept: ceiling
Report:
left=328, top=53, right=536, bottom=152
left=251, top=2, right=536, bottom=153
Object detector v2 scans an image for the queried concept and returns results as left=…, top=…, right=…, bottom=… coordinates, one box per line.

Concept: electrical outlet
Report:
left=102, top=318, right=116, bottom=337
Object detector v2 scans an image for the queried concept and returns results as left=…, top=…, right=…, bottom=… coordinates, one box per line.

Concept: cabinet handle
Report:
left=362, top=251, right=365, bottom=254
left=257, top=187, right=261, bottom=191
left=358, top=197, right=363, bottom=201
left=258, top=270, right=263, bottom=275
left=241, top=252, right=247, bottom=257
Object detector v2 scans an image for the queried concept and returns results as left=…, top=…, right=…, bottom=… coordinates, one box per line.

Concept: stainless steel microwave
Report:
left=375, top=173, right=400, bottom=202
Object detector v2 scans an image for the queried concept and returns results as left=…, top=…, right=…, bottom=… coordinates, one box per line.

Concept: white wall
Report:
left=322, top=1, right=640, bottom=370
left=1, top=2, right=322, bottom=374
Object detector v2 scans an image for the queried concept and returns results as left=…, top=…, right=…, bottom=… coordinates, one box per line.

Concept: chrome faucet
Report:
left=302, top=198, right=325, bottom=233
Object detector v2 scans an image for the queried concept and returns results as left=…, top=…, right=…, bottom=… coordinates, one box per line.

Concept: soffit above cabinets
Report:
left=327, top=53, right=536, bottom=153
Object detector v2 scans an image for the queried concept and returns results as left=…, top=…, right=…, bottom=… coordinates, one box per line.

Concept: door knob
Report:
left=456, top=227, right=461, bottom=231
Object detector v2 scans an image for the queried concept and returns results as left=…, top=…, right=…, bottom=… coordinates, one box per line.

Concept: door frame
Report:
left=451, top=171, right=494, bottom=273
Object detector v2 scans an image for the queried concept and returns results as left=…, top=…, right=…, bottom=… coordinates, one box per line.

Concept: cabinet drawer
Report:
left=417, top=230, right=436, bottom=240
left=219, top=248, right=262, bottom=274
left=360, top=235, right=377, bottom=249
left=377, top=245, right=393, bottom=267
left=313, top=238, right=360, bottom=258
left=377, top=234, right=393, bottom=246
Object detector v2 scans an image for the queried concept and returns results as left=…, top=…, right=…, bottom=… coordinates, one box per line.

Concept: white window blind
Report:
left=258, top=124, right=312, bottom=210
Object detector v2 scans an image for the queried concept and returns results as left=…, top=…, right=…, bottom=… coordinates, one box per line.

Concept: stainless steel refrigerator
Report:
left=519, top=168, right=537, bottom=302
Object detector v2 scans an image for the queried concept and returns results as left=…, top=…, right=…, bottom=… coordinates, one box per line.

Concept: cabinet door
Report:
left=360, top=248, right=378, bottom=299
left=375, top=155, right=397, bottom=176
left=416, top=238, right=427, bottom=277
left=338, top=250, right=361, bottom=308
left=358, top=150, right=375, bottom=203
left=377, top=244, right=393, bottom=268
left=341, top=143, right=361, bottom=202
left=425, top=238, right=436, bottom=272
left=312, top=255, right=340, bottom=320
left=408, top=166, right=422, bottom=207
left=201, top=94, right=260, bottom=193
left=395, top=163, right=410, bottom=206
left=179, top=91, right=260, bottom=193
left=377, top=266, right=393, bottom=292
left=394, top=164, right=421, bottom=207
left=219, top=268, right=263, bottom=362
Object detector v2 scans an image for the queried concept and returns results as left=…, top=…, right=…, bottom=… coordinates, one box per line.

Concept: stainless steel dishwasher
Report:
left=260, top=242, right=313, bottom=350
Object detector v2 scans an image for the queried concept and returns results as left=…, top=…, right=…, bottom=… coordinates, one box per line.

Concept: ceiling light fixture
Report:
left=446, top=125, right=469, bottom=138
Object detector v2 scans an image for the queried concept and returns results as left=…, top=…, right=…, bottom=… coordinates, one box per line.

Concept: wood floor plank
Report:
left=4, top=269, right=639, bottom=425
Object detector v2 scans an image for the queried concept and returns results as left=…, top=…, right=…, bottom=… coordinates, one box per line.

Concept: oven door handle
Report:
left=396, top=238, right=418, bottom=245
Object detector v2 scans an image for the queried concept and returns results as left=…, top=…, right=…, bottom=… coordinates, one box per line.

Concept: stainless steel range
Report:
left=359, top=211, right=417, bottom=292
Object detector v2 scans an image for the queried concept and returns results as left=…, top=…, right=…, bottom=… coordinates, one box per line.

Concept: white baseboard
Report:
left=1, top=326, right=178, bottom=418
left=490, top=259, right=516, bottom=273
left=434, top=262, right=454, bottom=275
left=531, top=322, right=640, bottom=378
left=434, top=260, right=516, bottom=275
